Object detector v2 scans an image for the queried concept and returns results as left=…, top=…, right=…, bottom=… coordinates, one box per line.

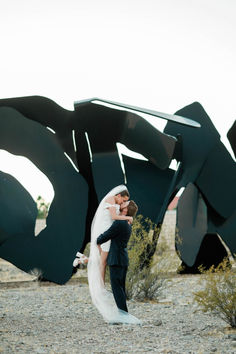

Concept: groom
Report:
left=96, top=200, right=138, bottom=312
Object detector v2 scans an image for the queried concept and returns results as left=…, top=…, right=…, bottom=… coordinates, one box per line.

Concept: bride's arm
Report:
left=108, top=206, right=133, bottom=223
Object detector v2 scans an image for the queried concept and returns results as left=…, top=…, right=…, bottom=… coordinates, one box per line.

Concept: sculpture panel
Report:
left=0, top=96, right=235, bottom=282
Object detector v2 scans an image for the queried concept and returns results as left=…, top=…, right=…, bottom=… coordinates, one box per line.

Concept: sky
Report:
left=0, top=0, right=235, bottom=202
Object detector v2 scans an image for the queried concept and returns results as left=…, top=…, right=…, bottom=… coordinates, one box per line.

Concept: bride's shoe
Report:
left=75, top=251, right=85, bottom=258
left=73, top=257, right=80, bottom=267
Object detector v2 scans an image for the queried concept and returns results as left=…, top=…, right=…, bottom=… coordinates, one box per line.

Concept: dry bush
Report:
left=128, top=267, right=165, bottom=301
left=83, top=243, right=90, bottom=258
left=194, top=258, right=236, bottom=328
left=126, top=215, right=166, bottom=301
left=36, top=196, right=50, bottom=219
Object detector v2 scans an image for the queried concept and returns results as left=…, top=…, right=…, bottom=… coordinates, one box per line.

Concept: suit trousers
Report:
left=109, top=265, right=128, bottom=312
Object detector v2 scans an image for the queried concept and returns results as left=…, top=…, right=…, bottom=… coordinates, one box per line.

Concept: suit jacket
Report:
left=97, top=220, right=132, bottom=266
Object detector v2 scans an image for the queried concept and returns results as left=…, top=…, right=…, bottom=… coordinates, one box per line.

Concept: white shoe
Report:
left=73, top=257, right=80, bottom=267
left=76, top=251, right=84, bottom=258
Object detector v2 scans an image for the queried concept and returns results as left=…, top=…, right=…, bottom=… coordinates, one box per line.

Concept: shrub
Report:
left=36, top=196, right=50, bottom=219
left=126, top=215, right=165, bottom=301
left=194, top=258, right=236, bottom=328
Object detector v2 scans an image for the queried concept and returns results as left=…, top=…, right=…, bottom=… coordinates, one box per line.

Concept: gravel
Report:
left=1, top=275, right=236, bottom=353
left=1, top=212, right=235, bottom=353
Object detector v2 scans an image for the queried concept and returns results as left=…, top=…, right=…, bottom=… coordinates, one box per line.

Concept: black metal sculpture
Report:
left=0, top=96, right=235, bottom=283
left=164, top=104, right=236, bottom=272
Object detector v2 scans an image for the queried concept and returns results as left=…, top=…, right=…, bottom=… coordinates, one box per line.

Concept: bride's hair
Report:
left=127, top=200, right=138, bottom=217
left=116, top=189, right=130, bottom=198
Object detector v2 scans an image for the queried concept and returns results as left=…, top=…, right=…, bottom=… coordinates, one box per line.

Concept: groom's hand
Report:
left=97, top=244, right=102, bottom=254
left=128, top=216, right=133, bottom=224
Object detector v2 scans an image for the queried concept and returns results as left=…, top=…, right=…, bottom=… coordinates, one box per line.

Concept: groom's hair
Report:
left=127, top=200, right=138, bottom=217
left=116, top=189, right=130, bottom=198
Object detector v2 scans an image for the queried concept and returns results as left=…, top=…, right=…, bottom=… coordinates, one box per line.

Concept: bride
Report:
left=73, top=186, right=132, bottom=281
left=94, top=187, right=132, bottom=284
left=74, top=185, right=141, bottom=324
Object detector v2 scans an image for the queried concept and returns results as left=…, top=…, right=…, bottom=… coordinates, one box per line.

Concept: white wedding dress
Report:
left=87, top=185, right=141, bottom=324
left=99, top=202, right=120, bottom=252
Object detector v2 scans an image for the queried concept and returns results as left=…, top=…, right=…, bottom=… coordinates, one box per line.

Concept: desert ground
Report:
left=1, top=211, right=236, bottom=353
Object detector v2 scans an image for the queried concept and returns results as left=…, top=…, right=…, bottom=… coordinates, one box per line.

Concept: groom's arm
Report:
left=97, top=220, right=124, bottom=245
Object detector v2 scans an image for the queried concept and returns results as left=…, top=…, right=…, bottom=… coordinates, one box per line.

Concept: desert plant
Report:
left=126, top=215, right=165, bottom=300
left=130, top=267, right=165, bottom=301
left=194, top=258, right=236, bottom=328
left=128, top=215, right=161, bottom=267
left=36, top=196, right=50, bottom=219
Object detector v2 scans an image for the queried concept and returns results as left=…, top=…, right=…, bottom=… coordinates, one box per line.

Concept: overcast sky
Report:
left=0, top=0, right=235, bottom=201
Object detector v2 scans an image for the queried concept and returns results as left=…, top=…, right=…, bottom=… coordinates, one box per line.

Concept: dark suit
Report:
left=97, top=220, right=132, bottom=312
